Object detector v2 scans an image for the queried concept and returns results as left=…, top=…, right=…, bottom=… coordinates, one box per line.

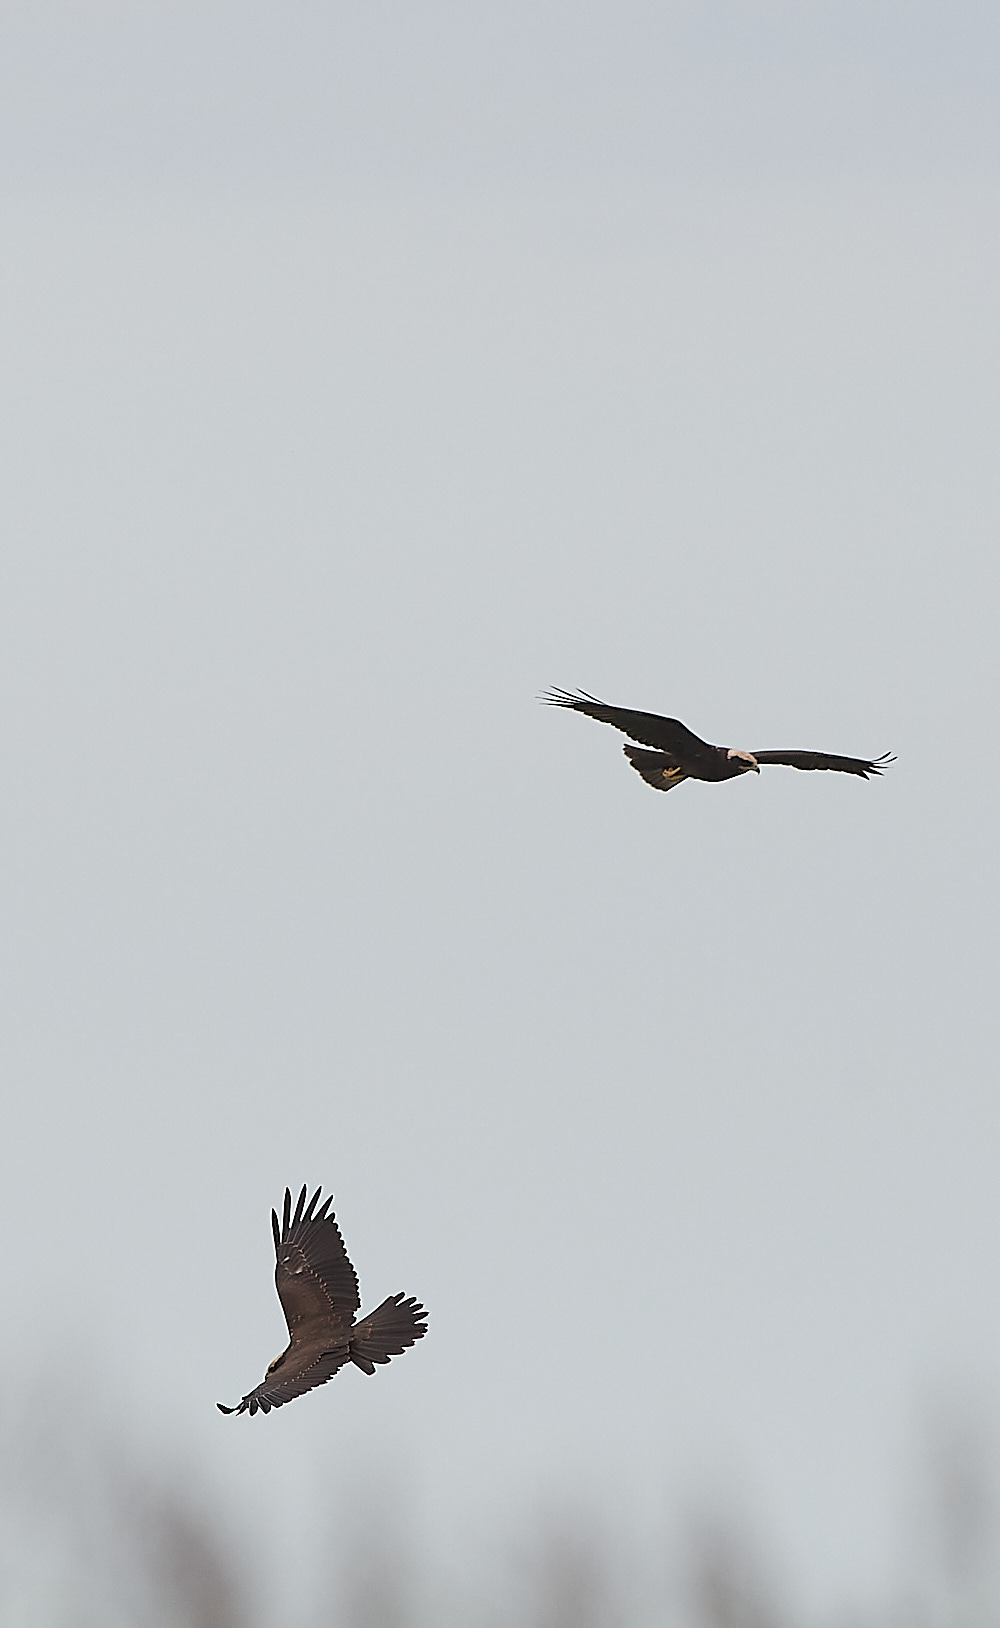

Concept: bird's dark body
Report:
left=543, top=689, right=892, bottom=793
left=218, top=1186, right=427, bottom=1417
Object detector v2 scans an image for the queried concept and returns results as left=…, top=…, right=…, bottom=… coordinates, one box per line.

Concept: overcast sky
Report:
left=1, top=4, right=999, bottom=1622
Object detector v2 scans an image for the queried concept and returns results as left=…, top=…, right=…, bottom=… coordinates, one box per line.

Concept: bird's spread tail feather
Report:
left=623, top=745, right=689, bottom=793
left=349, top=1294, right=428, bottom=1375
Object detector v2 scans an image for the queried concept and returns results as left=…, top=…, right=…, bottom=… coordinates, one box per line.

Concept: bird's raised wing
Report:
left=273, top=1185, right=361, bottom=1337
left=218, top=1341, right=352, bottom=1417
left=543, top=690, right=717, bottom=764
left=751, top=750, right=894, bottom=779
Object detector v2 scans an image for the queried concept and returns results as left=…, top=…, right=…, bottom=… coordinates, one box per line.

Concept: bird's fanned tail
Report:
left=349, top=1294, right=429, bottom=1375
left=622, top=746, right=689, bottom=793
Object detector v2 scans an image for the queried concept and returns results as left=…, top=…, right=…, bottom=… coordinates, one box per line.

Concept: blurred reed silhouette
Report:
left=0, top=1395, right=997, bottom=1626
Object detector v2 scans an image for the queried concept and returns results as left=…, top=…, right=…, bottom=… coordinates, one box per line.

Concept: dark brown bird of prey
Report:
left=543, top=689, right=893, bottom=795
left=218, top=1186, right=427, bottom=1417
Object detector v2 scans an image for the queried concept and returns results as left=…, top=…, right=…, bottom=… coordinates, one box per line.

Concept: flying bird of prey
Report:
left=218, top=1185, right=427, bottom=1417
left=543, top=689, right=893, bottom=794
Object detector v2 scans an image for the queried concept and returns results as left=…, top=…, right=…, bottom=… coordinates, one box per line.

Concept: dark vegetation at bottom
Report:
left=0, top=1406, right=995, bottom=1627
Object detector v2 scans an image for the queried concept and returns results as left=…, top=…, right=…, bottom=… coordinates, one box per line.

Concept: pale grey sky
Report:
left=1, top=5, right=999, bottom=1623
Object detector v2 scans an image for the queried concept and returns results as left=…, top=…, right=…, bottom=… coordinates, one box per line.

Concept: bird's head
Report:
left=727, top=749, right=760, bottom=774
left=266, top=1351, right=287, bottom=1374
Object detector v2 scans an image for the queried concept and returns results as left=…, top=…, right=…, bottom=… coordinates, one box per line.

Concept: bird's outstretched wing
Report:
left=542, top=689, right=717, bottom=764
left=751, top=750, right=895, bottom=778
left=218, top=1342, right=352, bottom=1417
left=622, top=746, right=690, bottom=793
left=273, top=1185, right=361, bottom=1336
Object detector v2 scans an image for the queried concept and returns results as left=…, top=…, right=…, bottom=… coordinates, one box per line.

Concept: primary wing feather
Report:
left=752, top=750, right=894, bottom=778
left=542, top=689, right=717, bottom=763
left=274, top=1184, right=361, bottom=1336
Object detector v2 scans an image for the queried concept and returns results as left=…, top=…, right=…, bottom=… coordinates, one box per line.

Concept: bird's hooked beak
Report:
left=727, top=749, right=759, bottom=774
